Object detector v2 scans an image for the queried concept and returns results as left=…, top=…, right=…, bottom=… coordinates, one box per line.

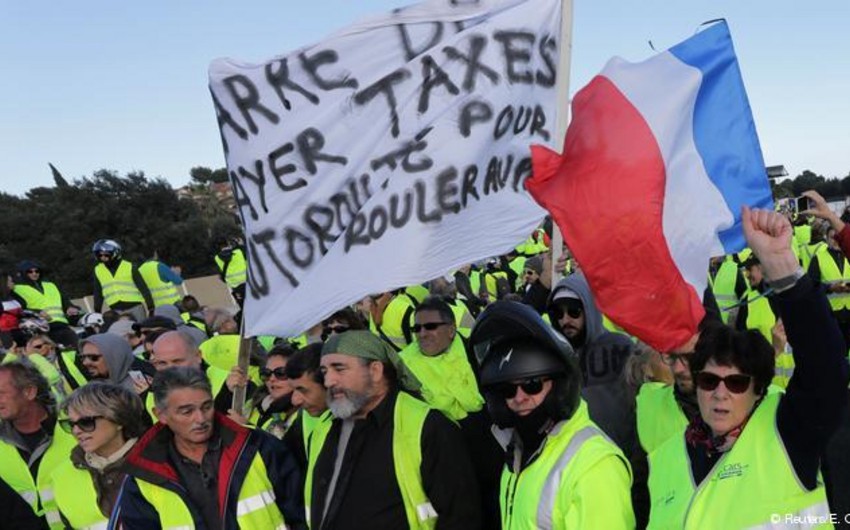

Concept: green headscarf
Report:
left=322, top=330, right=421, bottom=393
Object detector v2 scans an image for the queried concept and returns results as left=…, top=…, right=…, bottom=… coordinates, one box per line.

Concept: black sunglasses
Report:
left=323, top=325, right=349, bottom=335
left=78, top=353, right=103, bottom=363
left=260, top=367, right=288, bottom=381
left=553, top=301, right=583, bottom=319
left=59, top=415, right=104, bottom=433
left=412, top=322, right=450, bottom=333
left=489, top=378, right=548, bottom=399
left=695, top=372, right=752, bottom=394
left=26, top=269, right=40, bottom=274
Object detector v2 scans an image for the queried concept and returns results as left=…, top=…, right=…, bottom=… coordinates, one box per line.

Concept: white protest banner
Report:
left=209, top=0, right=564, bottom=337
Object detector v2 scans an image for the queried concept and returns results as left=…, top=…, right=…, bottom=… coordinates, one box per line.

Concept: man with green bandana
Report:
left=306, top=330, right=482, bottom=530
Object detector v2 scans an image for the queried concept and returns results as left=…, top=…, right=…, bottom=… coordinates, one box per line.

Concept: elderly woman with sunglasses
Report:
left=51, top=382, right=152, bottom=529
left=646, top=207, right=849, bottom=529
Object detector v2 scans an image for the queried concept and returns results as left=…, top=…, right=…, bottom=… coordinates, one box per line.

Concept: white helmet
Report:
left=79, top=312, right=105, bottom=330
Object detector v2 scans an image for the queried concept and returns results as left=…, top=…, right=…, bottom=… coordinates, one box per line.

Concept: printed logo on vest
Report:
left=716, top=462, right=748, bottom=481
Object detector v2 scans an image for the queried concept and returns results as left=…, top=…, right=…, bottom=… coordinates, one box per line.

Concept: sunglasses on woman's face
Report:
left=489, top=377, right=548, bottom=399
left=260, top=367, right=288, bottom=381
left=59, top=415, right=104, bottom=433
left=695, top=372, right=752, bottom=394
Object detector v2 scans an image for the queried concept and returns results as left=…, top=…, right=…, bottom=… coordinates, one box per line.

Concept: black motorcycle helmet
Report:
left=470, top=301, right=581, bottom=427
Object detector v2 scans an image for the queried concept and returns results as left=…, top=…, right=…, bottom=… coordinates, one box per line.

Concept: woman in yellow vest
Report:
left=647, top=208, right=847, bottom=529
left=241, top=343, right=299, bottom=439
left=52, top=382, right=152, bottom=529
left=471, top=301, right=635, bottom=529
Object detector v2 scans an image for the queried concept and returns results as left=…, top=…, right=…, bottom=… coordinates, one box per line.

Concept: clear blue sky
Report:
left=2, top=0, right=848, bottom=196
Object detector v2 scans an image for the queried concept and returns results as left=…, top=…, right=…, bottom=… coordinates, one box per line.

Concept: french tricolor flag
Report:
left=527, top=21, right=773, bottom=352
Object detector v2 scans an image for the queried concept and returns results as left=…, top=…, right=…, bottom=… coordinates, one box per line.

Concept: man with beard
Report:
left=307, top=330, right=481, bottom=530
left=110, top=366, right=306, bottom=529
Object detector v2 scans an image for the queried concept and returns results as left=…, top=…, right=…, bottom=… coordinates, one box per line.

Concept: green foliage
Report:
left=190, top=166, right=229, bottom=184
left=1, top=169, right=239, bottom=297
left=773, top=169, right=849, bottom=202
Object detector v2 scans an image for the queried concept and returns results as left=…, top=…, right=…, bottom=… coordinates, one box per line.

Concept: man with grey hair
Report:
left=110, top=366, right=306, bottom=529
left=307, top=330, right=481, bottom=530
left=149, top=330, right=251, bottom=415
left=0, top=360, right=76, bottom=528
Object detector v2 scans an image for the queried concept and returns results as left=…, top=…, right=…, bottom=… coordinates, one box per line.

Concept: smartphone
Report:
left=794, top=196, right=812, bottom=213
left=128, top=370, right=149, bottom=386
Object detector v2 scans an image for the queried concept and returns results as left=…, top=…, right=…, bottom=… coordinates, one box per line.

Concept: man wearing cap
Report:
left=547, top=273, right=635, bottom=451
left=307, top=330, right=481, bottom=530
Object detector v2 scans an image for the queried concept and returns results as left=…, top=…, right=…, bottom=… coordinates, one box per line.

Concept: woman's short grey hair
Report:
left=63, top=381, right=151, bottom=439
left=151, top=366, right=212, bottom=410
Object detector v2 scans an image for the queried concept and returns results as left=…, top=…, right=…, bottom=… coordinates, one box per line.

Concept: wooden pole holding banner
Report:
left=232, top=314, right=252, bottom=417
left=550, top=0, right=574, bottom=283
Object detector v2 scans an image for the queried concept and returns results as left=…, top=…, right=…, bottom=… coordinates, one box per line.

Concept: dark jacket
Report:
left=110, top=413, right=306, bottom=530
left=547, top=274, right=636, bottom=453
left=0, top=476, right=46, bottom=530
left=312, top=390, right=482, bottom=530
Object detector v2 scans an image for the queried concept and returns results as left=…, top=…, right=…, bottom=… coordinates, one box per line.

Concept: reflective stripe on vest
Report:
left=13, top=282, right=68, bottom=323
left=0, top=422, right=76, bottom=524
left=138, top=261, right=180, bottom=307
left=647, top=393, right=831, bottom=529
left=305, top=393, right=435, bottom=529
left=536, top=427, right=600, bottom=529
left=499, top=400, right=632, bottom=530
left=95, top=261, right=143, bottom=306
left=135, top=448, right=285, bottom=529
left=215, top=249, right=247, bottom=289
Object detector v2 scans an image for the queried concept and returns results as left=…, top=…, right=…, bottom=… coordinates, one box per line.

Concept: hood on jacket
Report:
left=547, top=272, right=606, bottom=347
left=80, top=333, right=135, bottom=388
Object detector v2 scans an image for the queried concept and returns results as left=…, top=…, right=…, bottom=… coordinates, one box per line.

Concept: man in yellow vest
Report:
left=150, top=330, right=254, bottom=415
left=808, top=226, right=850, bottom=346
left=280, top=344, right=332, bottom=473
left=470, top=300, right=634, bottom=529
left=91, top=239, right=153, bottom=322
left=138, top=256, right=184, bottom=309
left=0, top=361, right=76, bottom=529
left=399, top=297, right=483, bottom=421
left=12, top=260, right=79, bottom=348
left=399, top=297, right=503, bottom=529
left=214, top=238, right=248, bottom=309
left=309, top=330, right=482, bottom=529
left=109, top=366, right=306, bottom=529
left=735, top=255, right=779, bottom=342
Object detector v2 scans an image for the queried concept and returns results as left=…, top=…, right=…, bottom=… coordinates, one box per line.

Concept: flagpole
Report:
left=550, top=0, right=573, bottom=283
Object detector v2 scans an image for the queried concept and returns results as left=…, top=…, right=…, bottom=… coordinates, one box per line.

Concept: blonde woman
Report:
left=51, top=382, right=151, bottom=529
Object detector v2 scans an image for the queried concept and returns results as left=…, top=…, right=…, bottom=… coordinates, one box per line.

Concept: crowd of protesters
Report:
left=0, top=192, right=849, bottom=529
